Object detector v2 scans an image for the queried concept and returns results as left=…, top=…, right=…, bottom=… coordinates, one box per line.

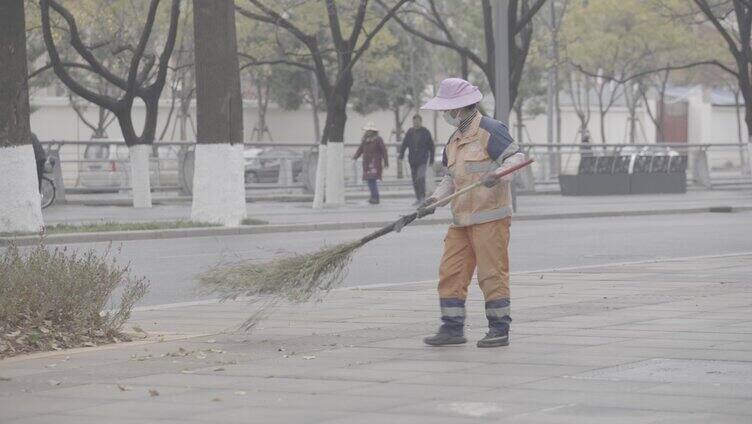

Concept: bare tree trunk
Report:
left=321, top=86, right=351, bottom=206
left=309, top=70, right=321, bottom=143
left=0, top=0, right=44, bottom=232
left=514, top=101, right=524, bottom=144
left=191, top=0, right=246, bottom=226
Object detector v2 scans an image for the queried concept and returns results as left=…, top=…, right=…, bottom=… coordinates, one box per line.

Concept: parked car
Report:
left=78, top=141, right=179, bottom=189
left=244, top=148, right=304, bottom=184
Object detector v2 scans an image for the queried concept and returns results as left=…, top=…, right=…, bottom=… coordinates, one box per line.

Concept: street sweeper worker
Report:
left=417, top=77, right=526, bottom=348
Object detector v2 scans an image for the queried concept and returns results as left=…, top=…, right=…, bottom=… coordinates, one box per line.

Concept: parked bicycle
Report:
left=40, top=157, right=56, bottom=209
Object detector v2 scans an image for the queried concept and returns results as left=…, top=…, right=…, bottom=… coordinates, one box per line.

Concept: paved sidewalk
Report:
left=43, top=189, right=752, bottom=226
left=1, top=253, right=751, bottom=423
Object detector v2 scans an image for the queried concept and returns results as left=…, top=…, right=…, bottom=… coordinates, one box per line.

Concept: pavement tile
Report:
left=472, top=387, right=746, bottom=414
left=60, top=398, right=225, bottom=420
left=645, top=382, right=752, bottom=399
left=2, top=252, right=751, bottom=422
left=649, top=413, right=752, bottom=424
left=7, top=415, right=190, bottom=424
left=37, top=383, right=192, bottom=401
left=382, top=398, right=557, bottom=420
left=117, top=373, right=249, bottom=388
left=391, top=372, right=543, bottom=388
left=184, top=406, right=346, bottom=424
left=508, top=404, right=706, bottom=424
left=333, top=381, right=489, bottom=400
left=0, top=394, right=109, bottom=421
left=319, top=411, right=485, bottom=424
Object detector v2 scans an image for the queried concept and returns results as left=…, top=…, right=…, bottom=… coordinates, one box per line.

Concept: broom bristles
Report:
left=198, top=241, right=362, bottom=329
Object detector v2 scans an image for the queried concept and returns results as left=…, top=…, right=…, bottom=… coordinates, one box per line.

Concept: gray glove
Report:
left=416, top=197, right=437, bottom=218
left=482, top=173, right=500, bottom=188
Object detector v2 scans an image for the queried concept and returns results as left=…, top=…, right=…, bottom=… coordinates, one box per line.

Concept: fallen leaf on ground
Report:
left=211, top=397, right=222, bottom=402
left=117, top=385, right=130, bottom=391
left=0, top=376, right=11, bottom=381
left=214, top=367, right=225, bottom=372
left=132, top=326, right=147, bottom=334
left=48, top=380, right=61, bottom=386
left=148, top=389, right=159, bottom=397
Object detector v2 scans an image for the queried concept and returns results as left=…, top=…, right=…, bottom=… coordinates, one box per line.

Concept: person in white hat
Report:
left=353, top=122, right=388, bottom=204
left=417, top=78, right=527, bottom=347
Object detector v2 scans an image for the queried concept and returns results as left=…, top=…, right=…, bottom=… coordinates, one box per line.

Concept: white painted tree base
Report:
left=0, top=145, right=44, bottom=233
left=746, top=138, right=752, bottom=177
left=129, top=145, right=152, bottom=208
left=312, top=144, right=327, bottom=209
left=325, top=142, right=345, bottom=206
left=191, top=143, right=246, bottom=226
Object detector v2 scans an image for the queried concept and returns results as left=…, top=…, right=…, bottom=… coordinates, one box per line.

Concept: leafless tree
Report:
left=237, top=0, right=411, bottom=145
left=384, top=0, right=547, bottom=114
left=40, top=0, right=181, bottom=147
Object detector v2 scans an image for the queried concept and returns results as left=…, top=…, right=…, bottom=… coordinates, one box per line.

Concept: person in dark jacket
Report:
left=31, top=132, right=47, bottom=190
left=353, top=122, right=388, bottom=204
left=399, top=114, right=435, bottom=205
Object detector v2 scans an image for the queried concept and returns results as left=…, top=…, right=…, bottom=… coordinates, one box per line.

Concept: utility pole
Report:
left=494, top=0, right=511, bottom=123
left=546, top=0, right=556, bottom=180
left=493, top=0, right=516, bottom=210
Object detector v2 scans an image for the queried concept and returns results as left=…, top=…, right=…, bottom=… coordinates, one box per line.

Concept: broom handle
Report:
left=424, top=158, right=535, bottom=210
left=359, top=158, right=534, bottom=245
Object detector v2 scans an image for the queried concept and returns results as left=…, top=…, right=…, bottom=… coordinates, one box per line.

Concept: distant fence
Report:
left=41, top=140, right=751, bottom=200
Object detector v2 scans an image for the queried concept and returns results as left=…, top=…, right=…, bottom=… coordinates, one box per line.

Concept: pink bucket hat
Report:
left=421, top=78, right=483, bottom=111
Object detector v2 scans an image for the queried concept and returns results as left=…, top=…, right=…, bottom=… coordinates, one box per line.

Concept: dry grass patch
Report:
left=0, top=242, right=148, bottom=358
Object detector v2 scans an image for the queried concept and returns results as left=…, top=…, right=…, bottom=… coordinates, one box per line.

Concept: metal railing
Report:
left=41, top=140, right=751, bottom=199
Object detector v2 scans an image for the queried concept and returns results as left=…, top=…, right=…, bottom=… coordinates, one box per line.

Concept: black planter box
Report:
left=559, top=174, right=630, bottom=196
left=559, top=172, right=687, bottom=195
left=629, top=172, right=687, bottom=194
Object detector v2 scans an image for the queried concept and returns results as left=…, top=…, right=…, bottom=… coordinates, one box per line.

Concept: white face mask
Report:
left=442, top=110, right=460, bottom=127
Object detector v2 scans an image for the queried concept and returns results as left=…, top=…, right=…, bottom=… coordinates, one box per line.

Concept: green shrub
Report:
left=0, top=242, right=148, bottom=357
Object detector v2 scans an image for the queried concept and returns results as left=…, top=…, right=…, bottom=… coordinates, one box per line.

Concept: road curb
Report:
left=2, top=205, right=750, bottom=247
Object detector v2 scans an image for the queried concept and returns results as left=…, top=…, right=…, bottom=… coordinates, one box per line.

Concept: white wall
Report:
left=30, top=87, right=749, bottom=186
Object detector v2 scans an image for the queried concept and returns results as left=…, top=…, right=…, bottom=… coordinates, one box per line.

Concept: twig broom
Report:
left=199, top=158, right=534, bottom=329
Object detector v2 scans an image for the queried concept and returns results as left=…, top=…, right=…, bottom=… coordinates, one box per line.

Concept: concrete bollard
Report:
left=690, top=149, right=712, bottom=188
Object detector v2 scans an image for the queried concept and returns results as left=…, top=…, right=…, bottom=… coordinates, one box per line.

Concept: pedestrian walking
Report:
left=353, top=122, right=388, bottom=205
left=417, top=78, right=527, bottom=348
left=399, top=114, right=435, bottom=205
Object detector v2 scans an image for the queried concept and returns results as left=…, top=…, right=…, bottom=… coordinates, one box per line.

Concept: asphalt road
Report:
left=39, top=210, right=746, bottom=307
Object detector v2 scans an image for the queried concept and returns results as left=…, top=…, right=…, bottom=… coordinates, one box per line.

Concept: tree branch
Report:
left=380, top=0, right=487, bottom=72
left=240, top=0, right=332, bottom=95
left=45, top=0, right=129, bottom=92
left=238, top=53, right=315, bottom=71
left=149, top=0, right=181, bottom=96
left=693, top=0, right=742, bottom=58
left=348, top=0, right=369, bottom=48
left=349, top=0, right=411, bottom=68
left=573, top=59, right=739, bottom=83
left=28, top=61, right=94, bottom=80
left=40, top=0, right=120, bottom=111
left=515, top=0, right=547, bottom=34
left=125, top=0, right=160, bottom=96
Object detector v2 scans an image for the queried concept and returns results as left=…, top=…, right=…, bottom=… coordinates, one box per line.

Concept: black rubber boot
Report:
left=424, top=331, right=466, bottom=346
left=477, top=330, right=509, bottom=348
